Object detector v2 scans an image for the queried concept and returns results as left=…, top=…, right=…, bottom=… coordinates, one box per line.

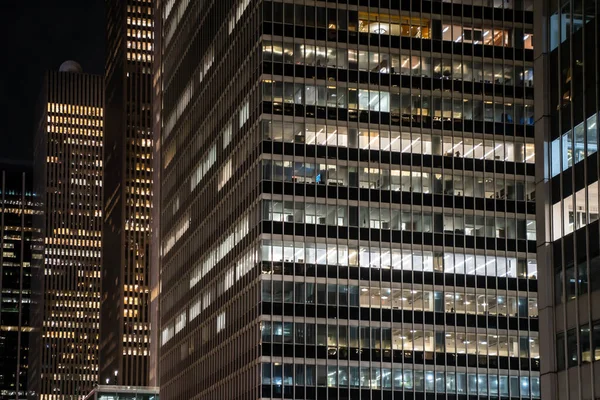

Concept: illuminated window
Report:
left=175, top=311, right=186, bottom=334
left=218, top=159, right=233, bottom=191
left=222, top=121, right=233, bottom=148
left=239, top=100, right=250, bottom=128
left=216, top=312, right=226, bottom=333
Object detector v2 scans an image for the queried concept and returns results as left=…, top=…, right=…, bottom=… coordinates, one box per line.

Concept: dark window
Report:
left=567, top=328, right=578, bottom=368
left=555, top=267, right=564, bottom=304
left=262, top=280, right=272, bottom=301
left=283, top=3, right=294, bottom=24
left=284, top=282, right=294, bottom=302
left=273, top=2, right=283, bottom=22
left=263, top=2, right=272, bottom=22
left=577, top=261, right=588, bottom=295
left=316, top=7, right=327, bottom=28
left=306, top=6, right=315, bottom=27
left=306, top=283, right=315, bottom=303
left=295, top=323, right=305, bottom=344
left=556, top=332, right=565, bottom=370
left=295, top=282, right=305, bottom=303
left=273, top=280, right=283, bottom=302
left=317, top=283, right=327, bottom=304
left=262, top=321, right=272, bottom=342
left=327, top=284, right=337, bottom=305
left=306, top=324, right=316, bottom=345
left=294, top=5, right=304, bottom=25
left=590, top=254, right=600, bottom=292
left=338, top=285, right=348, bottom=306
left=565, top=264, right=576, bottom=301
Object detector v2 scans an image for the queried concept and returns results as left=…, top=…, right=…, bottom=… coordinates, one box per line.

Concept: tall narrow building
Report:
left=101, top=0, right=154, bottom=387
left=536, top=1, right=600, bottom=399
left=149, top=0, right=163, bottom=389
left=30, top=61, right=104, bottom=400
left=158, top=1, right=539, bottom=399
left=0, top=161, right=41, bottom=400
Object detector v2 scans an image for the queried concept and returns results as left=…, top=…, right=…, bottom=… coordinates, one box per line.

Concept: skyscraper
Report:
left=158, top=1, right=539, bottom=399
left=0, top=161, right=41, bottom=400
left=30, top=61, right=104, bottom=400
left=149, top=0, right=163, bottom=389
left=536, top=2, right=599, bottom=399
left=101, top=0, right=154, bottom=387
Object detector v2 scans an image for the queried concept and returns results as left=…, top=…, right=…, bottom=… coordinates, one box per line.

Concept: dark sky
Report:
left=0, top=0, right=105, bottom=162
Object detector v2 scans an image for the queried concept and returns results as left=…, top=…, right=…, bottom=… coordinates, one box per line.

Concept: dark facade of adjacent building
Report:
left=149, top=0, right=163, bottom=389
left=159, top=0, right=539, bottom=399
left=536, top=0, right=600, bottom=399
left=101, top=0, right=154, bottom=389
left=0, top=161, right=41, bottom=400
left=30, top=61, right=104, bottom=400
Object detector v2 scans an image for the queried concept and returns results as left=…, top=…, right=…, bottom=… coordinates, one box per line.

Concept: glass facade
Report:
left=0, top=165, right=41, bottom=400
left=158, top=0, right=538, bottom=399
left=537, top=0, right=600, bottom=398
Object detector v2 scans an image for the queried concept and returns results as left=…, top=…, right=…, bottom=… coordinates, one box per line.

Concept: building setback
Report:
left=0, top=162, right=41, bottom=400
left=101, top=0, right=155, bottom=387
left=536, top=1, right=600, bottom=399
left=83, top=385, right=159, bottom=400
left=30, top=61, right=104, bottom=400
left=158, top=1, right=539, bottom=399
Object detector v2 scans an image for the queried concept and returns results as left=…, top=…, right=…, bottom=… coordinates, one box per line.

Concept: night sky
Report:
left=0, top=0, right=105, bottom=162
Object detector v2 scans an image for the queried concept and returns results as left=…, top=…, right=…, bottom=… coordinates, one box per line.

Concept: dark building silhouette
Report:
left=0, top=161, right=41, bottom=400
left=100, top=0, right=154, bottom=388
left=536, top=1, right=600, bottom=399
left=30, top=61, right=104, bottom=400
left=157, top=0, right=540, bottom=399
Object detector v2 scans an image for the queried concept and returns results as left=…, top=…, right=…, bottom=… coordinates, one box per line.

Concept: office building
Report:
left=149, top=0, right=163, bottom=389
left=0, top=161, right=41, bottom=399
left=30, top=61, right=104, bottom=400
left=84, top=385, right=158, bottom=400
left=535, top=1, right=600, bottom=399
left=101, top=0, right=154, bottom=387
left=158, top=1, right=539, bottom=399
